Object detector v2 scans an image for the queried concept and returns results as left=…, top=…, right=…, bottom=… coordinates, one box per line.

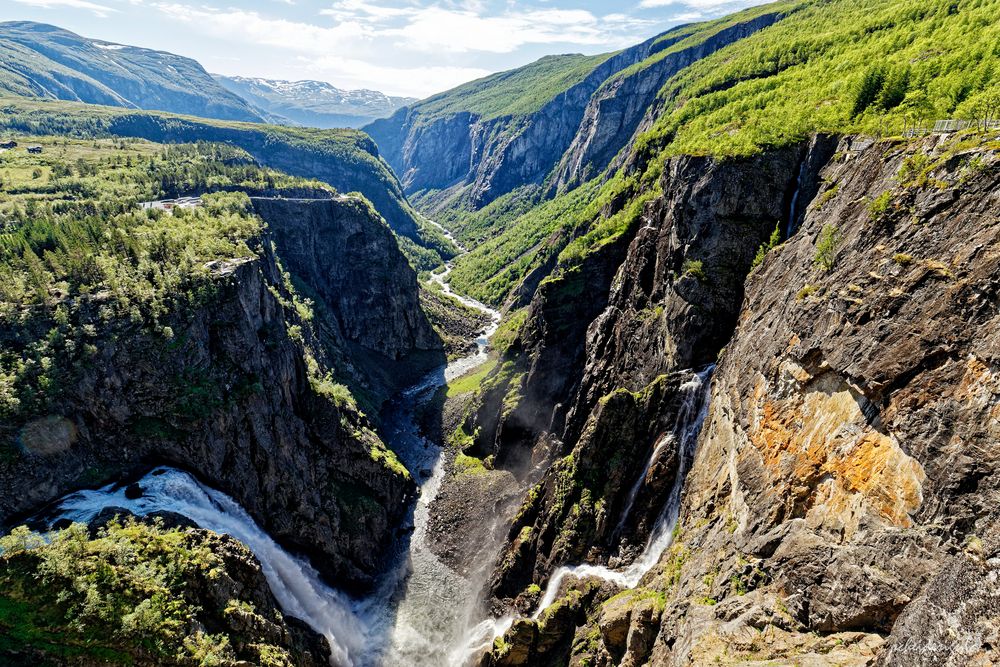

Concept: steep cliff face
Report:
left=478, top=134, right=1000, bottom=665
left=643, top=135, right=1000, bottom=666
left=549, top=12, right=786, bottom=193
left=0, top=230, right=417, bottom=593
left=251, top=195, right=439, bottom=361
left=365, top=14, right=784, bottom=212
left=480, top=145, right=822, bottom=601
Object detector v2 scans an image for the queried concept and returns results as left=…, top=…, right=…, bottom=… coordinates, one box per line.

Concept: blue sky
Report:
left=1, top=0, right=771, bottom=98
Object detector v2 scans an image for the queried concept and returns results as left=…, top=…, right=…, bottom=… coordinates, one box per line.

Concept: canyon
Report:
left=1, top=1, right=998, bottom=665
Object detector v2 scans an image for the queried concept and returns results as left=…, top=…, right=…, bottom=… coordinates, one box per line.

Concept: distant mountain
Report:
left=214, top=75, right=416, bottom=129
left=0, top=21, right=264, bottom=122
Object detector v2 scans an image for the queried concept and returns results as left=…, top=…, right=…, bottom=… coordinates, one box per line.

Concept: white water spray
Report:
left=47, top=231, right=505, bottom=667
left=56, top=468, right=367, bottom=667
left=612, top=431, right=674, bottom=541
left=532, top=366, right=714, bottom=619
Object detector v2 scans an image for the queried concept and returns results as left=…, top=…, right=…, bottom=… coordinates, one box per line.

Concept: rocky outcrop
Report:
left=0, top=228, right=418, bottom=593
left=474, top=146, right=820, bottom=599
left=478, top=134, right=1000, bottom=665
left=641, top=134, right=1000, bottom=664
left=251, top=195, right=439, bottom=362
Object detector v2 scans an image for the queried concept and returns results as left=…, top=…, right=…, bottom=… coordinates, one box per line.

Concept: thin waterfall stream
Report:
left=531, top=366, right=714, bottom=618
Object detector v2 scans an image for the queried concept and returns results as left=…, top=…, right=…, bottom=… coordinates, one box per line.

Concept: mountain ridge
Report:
left=0, top=20, right=265, bottom=123
left=214, top=74, right=415, bottom=129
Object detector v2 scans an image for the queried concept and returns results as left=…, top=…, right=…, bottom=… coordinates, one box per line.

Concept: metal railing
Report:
left=904, top=119, right=1000, bottom=137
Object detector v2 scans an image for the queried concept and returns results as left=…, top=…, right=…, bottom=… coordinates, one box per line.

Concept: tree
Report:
left=852, top=66, right=886, bottom=117
left=814, top=224, right=841, bottom=273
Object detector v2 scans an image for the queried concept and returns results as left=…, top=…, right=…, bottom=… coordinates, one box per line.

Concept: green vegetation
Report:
left=751, top=222, right=783, bottom=271
left=0, top=520, right=295, bottom=665
left=868, top=190, right=895, bottom=221
left=409, top=54, right=612, bottom=124
left=448, top=181, right=600, bottom=305
left=644, top=0, right=1000, bottom=157
left=0, top=138, right=289, bottom=425
left=612, top=1, right=803, bottom=88
left=447, top=359, right=498, bottom=398
left=814, top=224, right=842, bottom=272
left=681, top=259, right=707, bottom=281
left=0, top=97, right=454, bottom=268
left=454, top=451, right=489, bottom=476
left=602, top=587, right=667, bottom=613
left=491, top=308, right=528, bottom=354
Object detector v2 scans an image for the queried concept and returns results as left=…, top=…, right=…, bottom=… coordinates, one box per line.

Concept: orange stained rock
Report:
left=746, top=370, right=925, bottom=535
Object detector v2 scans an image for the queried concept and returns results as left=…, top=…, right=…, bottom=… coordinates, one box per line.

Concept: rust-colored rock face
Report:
left=477, top=133, right=1000, bottom=667
left=654, top=134, right=1000, bottom=664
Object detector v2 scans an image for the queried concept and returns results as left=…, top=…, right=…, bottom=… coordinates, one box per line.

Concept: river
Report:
left=49, top=255, right=503, bottom=667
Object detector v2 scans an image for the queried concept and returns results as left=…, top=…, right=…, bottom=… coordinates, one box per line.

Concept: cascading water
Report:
left=531, top=365, right=715, bottom=618
left=45, top=242, right=505, bottom=667
left=56, top=468, right=367, bottom=667
left=612, top=431, right=674, bottom=541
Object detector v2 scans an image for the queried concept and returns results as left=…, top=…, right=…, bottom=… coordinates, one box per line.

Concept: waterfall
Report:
left=612, top=431, right=674, bottom=542
left=56, top=468, right=368, bottom=667
left=532, top=365, right=714, bottom=619
left=785, top=154, right=809, bottom=239
left=46, top=235, right=507, bottom=667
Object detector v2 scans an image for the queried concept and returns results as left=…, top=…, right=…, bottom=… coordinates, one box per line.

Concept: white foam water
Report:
left=430, top=263, right=501, bottom=382
left=532, top=366, right=714, bottom=619
left=48, top=248, right=506, bottom=667
left=56, top=468, right=367, bottom=667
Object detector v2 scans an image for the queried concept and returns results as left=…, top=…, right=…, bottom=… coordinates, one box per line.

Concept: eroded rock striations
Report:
left=475, top=135, right=1000, bottom=665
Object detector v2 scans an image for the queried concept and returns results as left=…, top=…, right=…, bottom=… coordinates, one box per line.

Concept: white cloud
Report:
left=384, top=7, right=612, bottom=53
left=639, top=0, right=770, bottom=10
left=152, top=3, right=374, bottom=54
left=12, top=0, right=118, bottom=18
left=148, top=1, right=657, bottom=95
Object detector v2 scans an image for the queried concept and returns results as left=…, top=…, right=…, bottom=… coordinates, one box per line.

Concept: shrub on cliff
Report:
left=0, top=519, right=309, bottom=666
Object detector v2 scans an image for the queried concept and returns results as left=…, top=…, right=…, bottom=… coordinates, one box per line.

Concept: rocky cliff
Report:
left=364, top=9, right=787, bottom=213
left=476, top=144, right=821, bottom=599
left=0, top=200, right=433, bottom=592
left=254, top=195, right=438, bottom=358
left=473, top=133, right=1000, bottom=665
left=549, top=12, right=786, bottom=194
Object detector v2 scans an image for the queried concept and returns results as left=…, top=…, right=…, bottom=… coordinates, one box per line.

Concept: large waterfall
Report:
left=49, top=259, right=504, bottom=667
left=56, top=468, right=368, bottom=666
